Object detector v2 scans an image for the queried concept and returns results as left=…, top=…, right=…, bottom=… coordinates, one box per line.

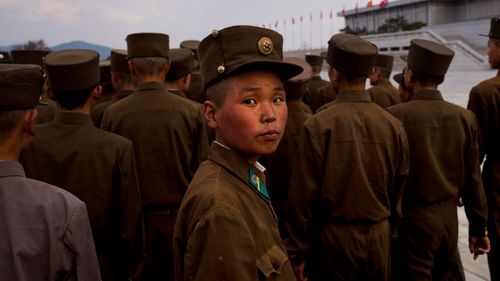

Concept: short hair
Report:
left=339, top=72, right=367, bottom=84
left=112, top=71, right=133, bottom=88
left=0, top=110, right=25, bottom=141
left=206, top=77, right=232, bottom=107
left=311, top=66, right=322, bottom=73
left=410, top=68, right=444, bottom=86
left=378, top=67, right=391, bottom=79
left=130, top=57, right=168, bottom=76
left=52, top=85, right=96, bottom=110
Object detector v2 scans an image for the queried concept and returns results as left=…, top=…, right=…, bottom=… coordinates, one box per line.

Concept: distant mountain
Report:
left=0, top=40, right=114, bottom=59
left=51, top=41, right=113, bottom=59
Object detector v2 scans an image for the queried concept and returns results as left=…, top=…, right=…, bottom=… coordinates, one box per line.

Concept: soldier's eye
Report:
left=243, top=99, right=257, bottom=105
left=273, top=97, right=285, bottom=104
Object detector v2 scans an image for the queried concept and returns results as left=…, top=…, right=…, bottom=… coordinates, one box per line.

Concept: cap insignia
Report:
left=258, top=37, right=273, bottom=55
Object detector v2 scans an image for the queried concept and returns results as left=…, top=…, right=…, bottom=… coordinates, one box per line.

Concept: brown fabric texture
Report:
left=10, top=49, right=50, bottom=67
left=20, top=112, right=145, bottom=280
left=110, top=49, right=130, bottom=73
left=407, top=39, right=454, bottom=76
left=303, top=76, right=331, bottom=112
left=326, top=33, right=378, bottom=76
left=198, top=25, right=302, bottom=90
left=467, top=71, right=500, bottom=281
left=126, top=33, right=169, bottom=58
left=44, top=49, right=100, bottom=91
left=286, top=90, right=409, bottom=280
left=167, top=48, right=194, bottom=81
left=368, top=78, right=401, bottom=108
left=173, top=143, right=296, bottom=281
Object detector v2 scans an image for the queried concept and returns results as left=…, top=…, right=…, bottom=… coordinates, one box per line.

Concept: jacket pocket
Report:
left=256, top=244, right=288, bottom=278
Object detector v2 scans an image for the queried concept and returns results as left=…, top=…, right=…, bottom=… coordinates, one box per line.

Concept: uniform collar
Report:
left=54, top=112, right=93, bottom=125
left=209, top=142, right=270, bottom=200
left=0, top=161, right=25, bottom=178
left=136, top=81, right=166, bottom=92
left=114, top=89, right=134, bottom=99
left=168, top=89, right=187, bottom=98
left=412, top=89, right=444, bottom=100
left=374, top=78, right=392, bottom=86
left=335, top=90, right=372, bottom=103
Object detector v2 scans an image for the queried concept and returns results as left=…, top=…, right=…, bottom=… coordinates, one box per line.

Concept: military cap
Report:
left=0, top=64, right=44, bottom=110
left=110, top=49, right=130, bottom=73
left=180, top=40, right=200, bottom=59
left=407, top=39, right=454, bottom=76
left=198, top=25, right=302, bottom=90
left=305, top=54, right=324, bottom=68
left=320, top=51, right=328, bottom=58
left=283, top=57, right=312, bottom=99
left=374, top=54, right=394, bottom=72
left=11, top=50, right=51, bottom=67
left=480, top=17, right=500, bottom=40
left=126, top=32, right=169, bottom=59
left=44, top=49, right=100, bottom=91
left=166, top=48, right=194, bottom=81
left=327, top=33, right=378, bottom=76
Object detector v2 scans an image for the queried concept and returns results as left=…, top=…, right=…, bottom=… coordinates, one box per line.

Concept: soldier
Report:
left=164, top=48, right=194, bottom=98
left=101, top=33, right=209, bottom=281
left=173, top=25, right=302, bottom=281
left=392, top=67, right=411, bottom=103
left=286, top=33, right=409, bottom=281
left=20, top=49, right=145, bottom=281
left=368, top=54, right=401, bottom=108
left=97, top=59, right=115, bottom=104
left=0, top=64, right=101, bottom=280
left=467, top=17, right=500, bottom=281
left=302, top=54, right=330, bottom=112
left=180, top=39, right=205, bottom=103
left=387, top=39, right=489, bottom=281
left=10, top=49, right=57, bottom=124
left=91, top=49, right=135, bottom=127
left=261, top=57, right=313, bottom=238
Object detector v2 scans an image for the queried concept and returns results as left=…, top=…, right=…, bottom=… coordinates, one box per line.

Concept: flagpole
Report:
left=320, top=11, right=323, bottom=49
left=310, top=13, right=313, bottom=50
left=300, top=16, right=303, bottom=50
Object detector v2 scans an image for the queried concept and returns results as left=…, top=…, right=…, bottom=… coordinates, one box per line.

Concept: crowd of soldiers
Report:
left=0, top=16, right=499, bottom=281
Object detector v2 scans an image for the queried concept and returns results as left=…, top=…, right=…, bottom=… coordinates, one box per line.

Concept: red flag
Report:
left=367, top=0, right=373, bottom=7
left=292, top=17, right=295, bottom=24
left=380, top=0, right=388, bottom=8
left=320, top=10, right=323, bottom=20
left=329, top=10, right=333, bottom=19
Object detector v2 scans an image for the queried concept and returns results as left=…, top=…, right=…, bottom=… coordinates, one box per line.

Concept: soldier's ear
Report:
left=204, top=100, right=218, bottom=129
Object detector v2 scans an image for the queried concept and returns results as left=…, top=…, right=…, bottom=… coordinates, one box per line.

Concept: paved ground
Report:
left=458, top=207, right=491, bottom=281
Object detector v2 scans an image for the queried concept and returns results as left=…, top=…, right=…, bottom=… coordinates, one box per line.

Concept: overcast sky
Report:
left=0, top=0, right=364, bottom=51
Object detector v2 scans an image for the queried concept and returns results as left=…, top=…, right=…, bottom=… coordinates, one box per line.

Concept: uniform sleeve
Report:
left=461, top=114, right=488, bottom=237
left=64, top=202, right=102, bottom=281
left=390, top=123, right=409, bottom=231
left=115, top=141, right=146, bottom=275
left=285, top=119, right=324, bottom=263
left=467, top=86, right=487, bottom=163
left=182, top=207, right=259, bottom=281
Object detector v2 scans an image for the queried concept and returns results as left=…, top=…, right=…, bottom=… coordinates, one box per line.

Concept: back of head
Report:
left=305, top=54, right=324, bottom=73
left=126, top=33, right=170, bottom=76
left=407, top=39, right=454, bottom=85
left=0, top=64, right=44, bottom=140
left=326, top=33, right=378, bottom=81
left=180, top=39, right=200, bottom=66
left=44, top=49, right=100, bottom=109
left=198, top=25, right=302, bottom=93
left=374, top=54, right=394, bottom=78
left=283, top=57, right=313, bottom=101
left=166, top=48, right=194, bottom=81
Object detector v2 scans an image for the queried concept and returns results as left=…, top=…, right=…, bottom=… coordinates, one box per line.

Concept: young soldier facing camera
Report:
left=173, top=25, right=302, bottom=281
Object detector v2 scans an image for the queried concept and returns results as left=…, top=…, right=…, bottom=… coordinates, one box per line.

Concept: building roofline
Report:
left=337, top=0, right=429, bottom=17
